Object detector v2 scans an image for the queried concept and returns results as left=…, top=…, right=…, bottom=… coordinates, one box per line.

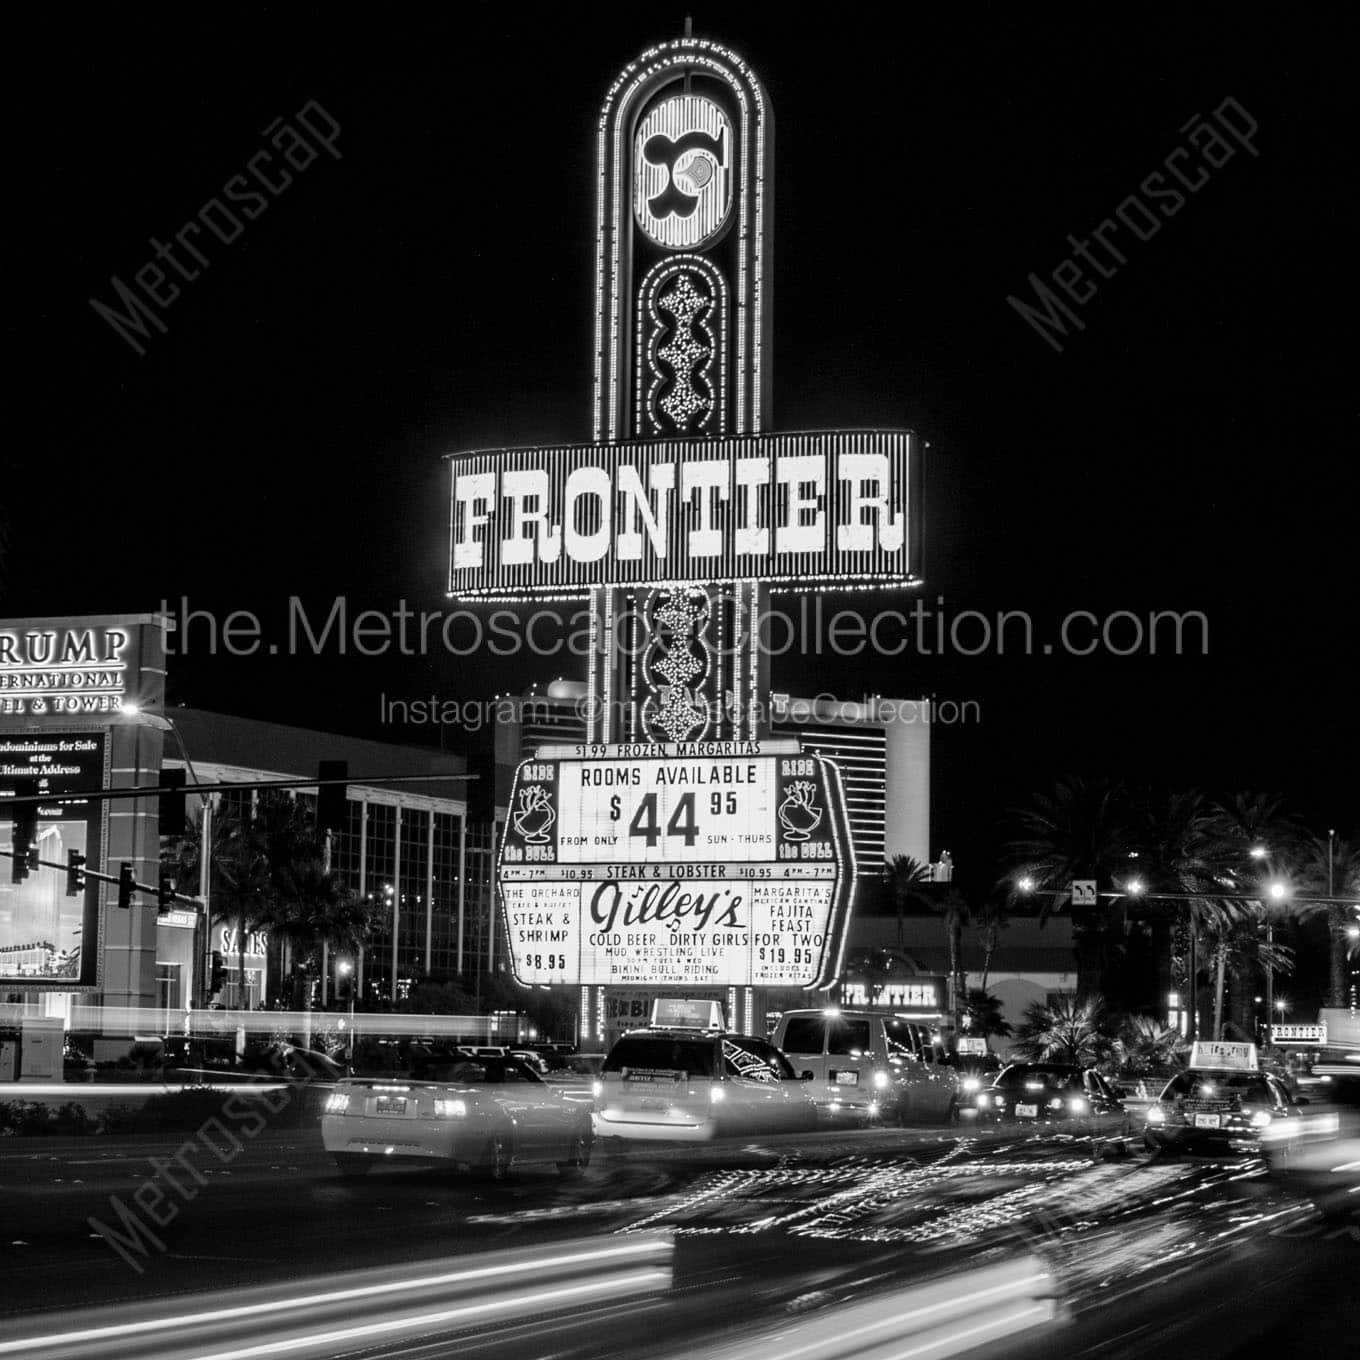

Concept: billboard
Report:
left=448, top=430, right=919, bottom=600
left=499, top=739, right=856, bottom=989
left=0, top=731, right=107, bottom=988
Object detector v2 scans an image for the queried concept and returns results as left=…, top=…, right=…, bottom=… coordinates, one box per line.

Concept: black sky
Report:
left=9, top=2, right=1359, bottom=877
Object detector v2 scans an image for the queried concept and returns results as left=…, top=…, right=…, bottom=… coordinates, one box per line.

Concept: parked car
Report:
left=770, top=1009, right=960, bottom=1124
left=322, top=1054, right=593, bottom=1178
left=975, top=1063, right=1130, bottom=1137
left=593, top=1027, right=819, bottom=1142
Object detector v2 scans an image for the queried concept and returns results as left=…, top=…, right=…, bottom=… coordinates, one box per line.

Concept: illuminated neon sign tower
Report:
left=446, top=33, right=922, bottom=1036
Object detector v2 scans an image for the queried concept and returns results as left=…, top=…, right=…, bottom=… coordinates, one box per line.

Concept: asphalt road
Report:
left=2, top=1113, right=1357, bottom=1358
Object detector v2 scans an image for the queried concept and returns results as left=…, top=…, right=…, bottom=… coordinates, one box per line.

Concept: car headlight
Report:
left=873, top=1070, right=890, bottom=1090
left=1049, top=1097, right=1064, bottom=1110
left=1250, top=1111, right=1272, bottom=1129
left=433, top=1098, right=468, bottom=1118
left=976, top=1093, right=991, bottom=1108
left=709, top=1085, right=725, bottom=1102
left=1067, top=1097, right=1088, bottom=1114
left=1146, top=1106, right=1166, bottom=1124
left=324, top=1092, right=349, bottom=1114
left=961, top=1077, right=980, bottom=1094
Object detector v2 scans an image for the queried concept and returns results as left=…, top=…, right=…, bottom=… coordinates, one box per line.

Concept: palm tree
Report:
left=1003, top=778, right=1138, bottom=1001
left=882, top=855, right=933, bottom=951
left=963, top=988, right=1011, bottom=1039
left=934, top=888, right=971, bottom=1030
left=1011, top=995, right=1118, bottom=1068
left=973, top=897, right=1009, bottom=994
left=1119, top=1015, right=1186, bottom=1077
left=165, top=798, right=271, bottom=1006
left=1294, top=834, right=1360, bottom=1007
left=1198, top=914, right=1294, bottom=1040
left=261, top=856, right=379, bottom=1007
left=1202, top=793, right=1305, bottom=1035
left=1139, top=790, right=1227, bottom=1035
left=883, top=856, right=967, bottom=1025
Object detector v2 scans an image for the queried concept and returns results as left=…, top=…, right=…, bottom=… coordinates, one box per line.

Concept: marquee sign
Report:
left=449, top=431, right=917, bottom=600
left=498, top=739, right=856, bottom=989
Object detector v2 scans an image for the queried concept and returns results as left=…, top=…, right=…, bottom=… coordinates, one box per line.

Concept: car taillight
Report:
left=433, top=1099, right=468, bottom=1118
left=873, top=1070, right=890, bottom=1090
left=324, top=1092, right=349, bottom=1114
left=709, top=1085, right=725, bottom=1102
left=591, top=1080, right=603, bottom=1099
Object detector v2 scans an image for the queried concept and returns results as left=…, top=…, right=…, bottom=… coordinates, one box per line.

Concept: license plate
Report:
left=375, top=1096, right=408, bottom=1115
left=1193, top=1113, right=1220, bottom=1129
left=832, top=1070, right=859, bottom=1086
left=1016, top=1103, right=1038, bottom=1117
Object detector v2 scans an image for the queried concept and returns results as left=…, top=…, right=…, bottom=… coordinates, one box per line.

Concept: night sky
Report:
left=10, top=3, right=1358, bottom=878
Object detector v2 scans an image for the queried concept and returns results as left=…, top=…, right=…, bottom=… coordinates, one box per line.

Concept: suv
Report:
left=593, top=1028, right=819, bottom=1142
left=771, top=1009, right=960, bottom=1123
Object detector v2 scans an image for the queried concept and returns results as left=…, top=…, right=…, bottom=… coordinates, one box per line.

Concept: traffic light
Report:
left=159, top=767, right=187, bottom=838
left=157, top=872, right=176, bottom=910
left=66, top=849, right=87, bottom=898
left=117, top=862, right=135, bottom=909
left=317, top=760, right=348, bottom=832
left=210, top=950, right=226, bottom=995
left=8, top=780, right=38, bottom=883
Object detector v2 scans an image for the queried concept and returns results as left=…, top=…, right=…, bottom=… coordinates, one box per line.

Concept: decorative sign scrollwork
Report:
left=637, top=256, right=727, bottom=437
left=639, top=587, right=713, bottom=744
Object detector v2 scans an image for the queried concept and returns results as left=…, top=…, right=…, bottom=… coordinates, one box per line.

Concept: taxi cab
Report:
left=1144, top=1040, right=1310, bottom=1154
left=593, top=999, right=819, bottom=1142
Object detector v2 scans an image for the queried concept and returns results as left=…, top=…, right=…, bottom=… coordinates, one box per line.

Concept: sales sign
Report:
left=499, top=739, right=856, bottom=989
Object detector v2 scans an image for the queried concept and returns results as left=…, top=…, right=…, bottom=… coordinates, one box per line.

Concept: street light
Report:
left=121, top=702, right=215, bottom=1011
left=336, top=960, right=355, bottom=1073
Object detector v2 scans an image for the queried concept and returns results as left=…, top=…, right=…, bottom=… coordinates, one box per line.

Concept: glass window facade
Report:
left=397, top=807, right=429, bottom=992
left=430, top=812, right=463, bottom=980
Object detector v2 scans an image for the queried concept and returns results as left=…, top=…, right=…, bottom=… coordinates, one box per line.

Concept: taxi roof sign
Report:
left=1189, top=1040, right=1258, bottom=1072
left=651, top=998, right=725, bottom=1031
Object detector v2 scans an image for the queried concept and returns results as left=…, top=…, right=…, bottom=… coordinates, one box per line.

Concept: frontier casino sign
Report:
left=449, top=432, right=918, bottom=600
left=444, top=36, right=929, bottom=1006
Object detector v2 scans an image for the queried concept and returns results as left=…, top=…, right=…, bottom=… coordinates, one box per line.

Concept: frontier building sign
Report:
left=449, top=431, right=919, bottom=600
left=499, top=739, right=855, bottom=989
left=442, top=35, right=922, bottom=1024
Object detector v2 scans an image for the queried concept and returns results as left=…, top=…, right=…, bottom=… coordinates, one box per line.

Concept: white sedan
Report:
left=322, top=1055, right=593, bottom=1179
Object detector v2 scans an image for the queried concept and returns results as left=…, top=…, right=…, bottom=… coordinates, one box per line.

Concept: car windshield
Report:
left=604, top=1036, right=716, bottom=1078
left=1161, top=1072, right=1273, bottom=1103
left=996, top=1065, right=1082, bottom=1089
